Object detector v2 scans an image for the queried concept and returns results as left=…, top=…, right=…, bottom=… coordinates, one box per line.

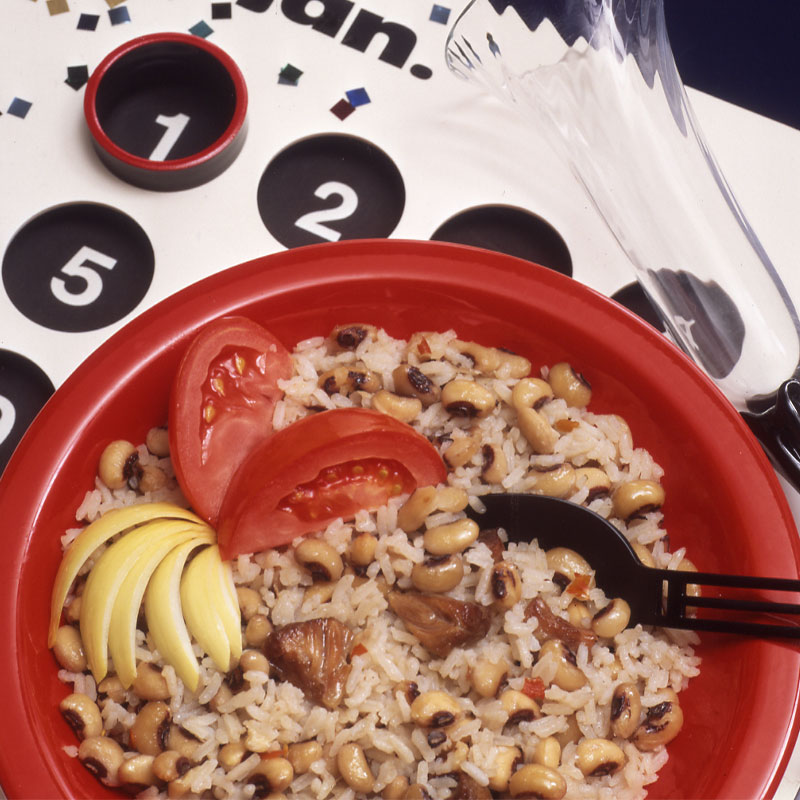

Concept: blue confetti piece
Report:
left=430, top=4, right=451, bottom=24
left=108, top=6, right=130, bottom=25
left=189, top=20, right=214, bottom=38
left=345, top=87, right=370, bottom=107
left=77, top=13, right=100, bottom=30
left=7, top=98, right=32, bottom=119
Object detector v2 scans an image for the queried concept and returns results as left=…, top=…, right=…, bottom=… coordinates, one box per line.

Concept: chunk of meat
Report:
left=447, top=772, right=493, bottom=800
left=477, top=528, right=505, bottom=562
left=524, top=596, right=597, bottom=650
left=387, top=592, right=491, bottom=658
left=265, top=618, right=354, bottom=709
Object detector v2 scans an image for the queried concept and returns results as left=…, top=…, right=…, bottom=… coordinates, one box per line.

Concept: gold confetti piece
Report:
left=46, top=0, right=69, bottom=13
left=106, top=0, right=126, bottom=6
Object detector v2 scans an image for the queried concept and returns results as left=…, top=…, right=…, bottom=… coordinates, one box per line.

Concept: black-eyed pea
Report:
left=508, top=764, right=566, bottom=799
left=154, top=749, right=193, bottom=781
left=328, top=323, right=377, bottom=351
left=517, top=407, right=559, bottom=454
left=129, top=702, right=171, bottom=756
left=500, top=689, right=540, bottom=725
left=490, top=562, right=522, bottom=609
left=64, top=595, right=82, bottom=624
left=59, top=693, right=103, bottom=740
left=567, top=600, right=592, bottom=630
left=441, top=379, right=496, bottom=419
left=453, top=340, right=502, bottom=373
left=410, top=555, right=464, bottom=593
left=248, top=757, right=294, bottom=795
left=534, top=736, right=562, bottom=769
left=166, top=725, right=201, bottom=761
left=295, top=538, right=343, bottom=582
left=349, top=532, right=378, bottom=567
left=303, top=581, right=337, bottom=607
left=423, top=519, right=479, bottom=555
left=118, top=754, right=157, bottom=792
left=554, top=714, right=582, bottom=748
left=52, top=624, right=87, bottom=672
left=98, top=439, right=138, bottom=489
left=488, top=746, right=521, bottom=793
left=245, top=614, right=273, bottom=648
left=677, top=557, right=702, bottom=599
left=633, top=700, right=684, bottom=751
left=410, top=691, right=461, bottom=728
left=382, top=775, right=411, bottom=799
left=574, top=467, right=612, bottom=500
left=78, top=736, right=125, bottom=786
left=145, top=426, right=170, bottom=457
left=443, top=431, right=481, bottom=469
left=287, top=741, right=323, bottom=774
left=531, top=464, right=576, bottom=499
left=511, top=377, right=553, bottom=410
left=336, top=743, right=374, bottom=794
left=470, top=657, right=508, bottom=698
left=539, top=639, right=587, bottom=691
left=591, top=598, right=631, bottom=638
left=545, top=547, right=595, bottom=590
left=406, top=784, right=434, bottom=800
left=575, top=738, right=626, bottom=776
left=548, top=362, right=592, bottom=408
left=237, top=586, right=263, bottom=621
left=610, top=683, right=642, bottom=739
left=133, top=661, right=171, bottom=700
left=166, top=766, right=202, bottom=799
left=612, top=480, right=665, bottom=520
left=398, top=486, right=438, bottom=532
left=481, top=443, right=508, bottom=484
left=392, top=364, right=441, bottom=406
left=631, top=542, right=656, bottom=568
left=240, top=649, right=270, bottom=674
left=372, top=389, right=423, bottom=423
left=138, top=463, right=168, bottom=493
left=436, top=487, right=469, bottom=513
left=217, top=742, right=249, bottom=772
left=97, top=675, right=127, bottom=704
left=495, top=350, right=532, bottom=380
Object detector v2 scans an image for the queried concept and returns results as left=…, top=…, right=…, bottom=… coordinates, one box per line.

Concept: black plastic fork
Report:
left=467, top=493, right=800, bottom=638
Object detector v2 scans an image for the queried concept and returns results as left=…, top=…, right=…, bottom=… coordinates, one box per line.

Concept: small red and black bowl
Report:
left=84, top=32, right=248, bottom=191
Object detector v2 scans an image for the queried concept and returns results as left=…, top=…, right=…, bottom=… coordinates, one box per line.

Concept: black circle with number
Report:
left=431, top=205, right=573, bottom=276
left=257, top=134, right=405, bottom=248
left=0, top=350, right=55, bottom=476
left=2, top=203, right=154, bottom=333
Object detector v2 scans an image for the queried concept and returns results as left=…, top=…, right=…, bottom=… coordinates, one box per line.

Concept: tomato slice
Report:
left=216, top=408, right=448, bottom=558
left=169, top=316, right=293, bottom=526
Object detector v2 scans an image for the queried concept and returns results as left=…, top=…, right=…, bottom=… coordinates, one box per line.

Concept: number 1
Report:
left=150, top=113, right=190, bottom=161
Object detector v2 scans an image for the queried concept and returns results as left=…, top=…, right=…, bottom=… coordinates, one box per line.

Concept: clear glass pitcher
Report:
left=445, top=0, right=800, bottom=488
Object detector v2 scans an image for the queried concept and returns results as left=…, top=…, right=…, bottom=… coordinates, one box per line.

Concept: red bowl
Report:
left=1, top=239, right=798, bottom=799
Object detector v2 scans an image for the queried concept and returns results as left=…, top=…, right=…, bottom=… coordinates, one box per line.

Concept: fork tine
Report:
left=687, top=596, right=800, bottom=616
left=661, top=617, right=800, bottom=638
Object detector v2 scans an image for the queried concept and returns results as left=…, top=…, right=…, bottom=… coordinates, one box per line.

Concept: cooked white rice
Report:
left=55, top=325, right=700, bottom=799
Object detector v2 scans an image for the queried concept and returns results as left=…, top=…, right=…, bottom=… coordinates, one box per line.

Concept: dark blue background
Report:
left=664, top=0, right=800, bottom=131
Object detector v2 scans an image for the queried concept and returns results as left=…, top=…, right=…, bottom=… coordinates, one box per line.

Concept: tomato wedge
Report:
left=169, top=316, right=293, bottom=526
left=216, top=408, right=447, bottom=558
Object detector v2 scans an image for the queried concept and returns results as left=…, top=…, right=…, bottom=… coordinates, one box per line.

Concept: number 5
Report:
left=0, top=395, right=15, bottom=448
left=50, top=246, right=118, bottom=307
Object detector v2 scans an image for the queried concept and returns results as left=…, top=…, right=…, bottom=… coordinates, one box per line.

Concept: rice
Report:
left=54, top=324, right=700, bottom=799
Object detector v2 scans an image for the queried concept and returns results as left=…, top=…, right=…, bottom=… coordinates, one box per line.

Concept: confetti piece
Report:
left=211, top=2, right=232, bottom=19
left=330, top=99, right=355, bottom=120
left=105, top=0, right=126, bottom=6
left=278, top=63, right=303, bottom=86
left=65, top=65, right=90, bottom=90
left=189, top=20, right=214, bottom=38
left=108, top=5, right=130, bottom=24
left=429, top=4, right=451, bottom=24
left=46, top=0, right=69, bottom=14
left=7, top=98, right=33, bottom=119
left=77, top=13, right=100, bottom=30
left=345, top=87, right=370, bottom=107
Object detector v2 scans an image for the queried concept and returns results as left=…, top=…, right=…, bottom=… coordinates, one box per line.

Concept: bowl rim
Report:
left=1, top=238, right=798, bottom=799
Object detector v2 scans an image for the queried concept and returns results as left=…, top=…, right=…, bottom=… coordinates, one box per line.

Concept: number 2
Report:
left=0, top=395, right=15, bottom=448
left=150, top=113, right=190, bottom=161
left=50, top=246, right=118, bottom=307
left=295, top=181, right=359, bottom=241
